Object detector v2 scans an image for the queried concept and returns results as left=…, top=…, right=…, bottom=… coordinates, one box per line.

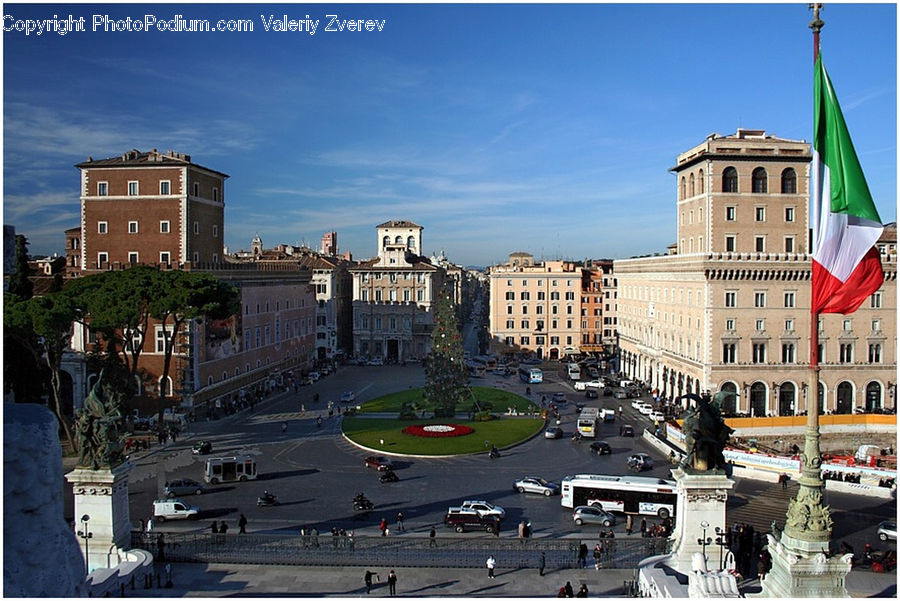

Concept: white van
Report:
left=153, top=498, right=200, bottom=522
left=619, top=379, right=634, bottom=388
left=567, top=363, right=581, bottom=381
left=204, top=455, right=258, bottom=484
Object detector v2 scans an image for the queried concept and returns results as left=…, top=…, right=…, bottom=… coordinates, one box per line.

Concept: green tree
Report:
left=424, top=286, right=469, bottom=418
left=149, top=270, right=239, bottom=422
left=7, top=234, right=33, bottom=300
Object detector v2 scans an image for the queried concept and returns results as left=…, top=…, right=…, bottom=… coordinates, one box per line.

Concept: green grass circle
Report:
left=343, top=386, right=545, bottom=455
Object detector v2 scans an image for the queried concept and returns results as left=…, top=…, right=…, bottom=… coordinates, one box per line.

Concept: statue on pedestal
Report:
left=75, top=370, right=125, bottom=470
left=679, top=392, right=734, bottom=473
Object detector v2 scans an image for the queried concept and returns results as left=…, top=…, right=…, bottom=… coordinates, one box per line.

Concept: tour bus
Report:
left=518, top=366, right=543, bottom=384
left=204, top=455, right=258, bottom=484
left=577, top=408, right=600, bottom=437
left=560, top=474, right=677, bottom=518
left=567, top=363, right=581, bottom=381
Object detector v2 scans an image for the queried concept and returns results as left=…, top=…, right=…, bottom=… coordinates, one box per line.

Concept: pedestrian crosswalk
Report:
left=726, top=481, right=798, bottom=534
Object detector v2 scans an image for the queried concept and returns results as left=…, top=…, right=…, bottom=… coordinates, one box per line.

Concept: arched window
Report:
left=407, top=236, right=416, bottom=250
left=394, top=235, right=403, bottom=244
left=160, top=376, right=173, bottom=397
left=382, top=235, right=390, bottom=248
left=722, top=167, right=738, bottom=193
left=779, top=382, right=795, bottom=416
left=719, top=382, right=738, bottom=415
left=689, top=173, right=695, bottom=197
left=836, top=381, right=854, bottom=414
left=865, top=382, right=882, bottom=412
left=750, top=382, right=767, bottom=417
left=781, top=168, right=797, bottom=193
left=680, top=177, right=686, bottom=200
left=698, top=169, right=704, bottom=193
left=752, top=167, right=768, bottom=193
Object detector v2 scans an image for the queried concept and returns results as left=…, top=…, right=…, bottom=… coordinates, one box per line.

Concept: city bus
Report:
left=204, top=455, right=258, bottom=484
left=518, top=366, right=543, bottom=384
left=560, top=474, right=677, bottom=518
left=567, top=363, right=581, bottom=381
left=577, top=408, right=600, bottom=437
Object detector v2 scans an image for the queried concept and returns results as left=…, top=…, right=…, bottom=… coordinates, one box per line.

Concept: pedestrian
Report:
left=147, top=517, right=154, bottom=532
left=387, top=570, right=397, bottom=596
left=640, top=517, right=647, bottom=536
left=576, top=583, right=589, bottom=598
left=364, top=570, right=377, bottom=594
left=518, top=520, right=526, bottom=539
left=486, top=554, right=496, bottom=578
left=539, top=551, right=546, bottom=576
left=220, top=521, right=228, bottom=535
left=238, top=514, right=248, bottom=534
left=164, top=563, right=173, bottom=587
left=429, top=526, right=437, bottom=547
left=564, top=581, right=574, bottom=597
left=625, top=514, right=633, bottom=535
left=139, top=518, right=146, bottom=532
left=593, top=543, right=603, bottom=570
left=379, top=518, right=388, bottom=537
left=211, top=521, right=219, bottom=534
left=578, top=542, right=588, bottom=568
left=396, top=512, right=405, bottom=533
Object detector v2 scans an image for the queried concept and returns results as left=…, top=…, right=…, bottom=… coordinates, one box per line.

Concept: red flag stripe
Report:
left=812, top=246, right=884, bottom=314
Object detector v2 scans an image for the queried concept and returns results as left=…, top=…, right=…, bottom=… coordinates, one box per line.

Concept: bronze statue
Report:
left=679, top=392, right=734, bottom=473
left=75, top=370, right=125, bottom=469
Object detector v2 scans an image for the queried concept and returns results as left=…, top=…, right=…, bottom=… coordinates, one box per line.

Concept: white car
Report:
left=153, top=498, right=200, bottom=522
left=631, top=399, right=644, bottom=410
left=457, top=500, right=506, bottom=518
left=649, top=411, right=665, bottom=422
left=637, top=403, right=654, bottom=416
left=583, top=379, right=604, bottom=389
left=513, top=477, right=560, bottom=496
left=367, top=357, right=384, bottom=366
left=573, top=381, right=588, bottom=391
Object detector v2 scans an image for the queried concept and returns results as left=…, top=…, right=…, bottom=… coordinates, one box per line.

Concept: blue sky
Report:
left=3, top=3, right=896, bottom=267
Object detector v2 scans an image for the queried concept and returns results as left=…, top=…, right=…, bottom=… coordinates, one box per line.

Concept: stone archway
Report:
left=549, top=348, right=559, bottom=361
left=719, top=382, right=738, bottom=415
left=750, top=382, right=767, bottom=417
left=865, top=382, right=882, bottom=412
left=836, top=381, right=854, bottom=414
left=779, top=383, right=796, bottom=416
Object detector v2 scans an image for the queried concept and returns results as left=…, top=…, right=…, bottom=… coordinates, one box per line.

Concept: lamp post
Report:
left=697, top=520, right=711, bottom=565
left=76, top=514, right=93, bottom=576
left=714, top=527, right=730, bottom=571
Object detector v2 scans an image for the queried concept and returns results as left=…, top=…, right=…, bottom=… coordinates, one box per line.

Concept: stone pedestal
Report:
left=667, top=467, right=735, bottom=574
left=65, top=462, right=133, bottom=572
left=755, top=531, right=851, bottom=597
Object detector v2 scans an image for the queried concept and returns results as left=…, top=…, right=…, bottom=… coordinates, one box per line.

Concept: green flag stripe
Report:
left=814, top=55, right=882, bottom=223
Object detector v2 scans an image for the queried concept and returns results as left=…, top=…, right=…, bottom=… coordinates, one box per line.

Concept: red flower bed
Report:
left=402, top=423, right=474, bottom=438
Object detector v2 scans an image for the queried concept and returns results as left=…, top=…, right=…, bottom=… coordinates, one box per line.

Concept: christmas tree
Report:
left=425, top=286, right=470, bottom=418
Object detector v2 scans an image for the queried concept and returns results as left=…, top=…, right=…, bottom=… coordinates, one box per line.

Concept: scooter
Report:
left=489, top=447, right=501, bottom=459
left=572, top=432, right=583, bottom=442
left=257, top=492, right=278, bottom=507
left=353, top=494, right=374, bottom=511
left=379, top=470, right=399, bottom=483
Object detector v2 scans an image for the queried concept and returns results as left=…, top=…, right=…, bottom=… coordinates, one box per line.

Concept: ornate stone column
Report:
left=667, top=466, right=734, bottom=574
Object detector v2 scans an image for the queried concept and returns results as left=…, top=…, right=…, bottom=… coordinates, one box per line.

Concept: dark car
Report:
left=585, top=388, right=599, bottom=399
left=164, top=478, right=204, bottom=497
left=627, top=452, right=653, bottom=471
left=603, top=387, right=613, bottom=397
left=191, top=441, right=212, bottom=455
left=590, top=441, right=612, bottom=455
left=544, top=427, right=564, bottom=439
left=444, top=512, right=501, bottom=534
left=364, top=456, right=394, bottom=471
left=620, top=424, right=635, bottom=437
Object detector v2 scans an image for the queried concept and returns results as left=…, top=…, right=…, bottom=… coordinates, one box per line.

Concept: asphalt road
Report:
left=100, top=362, right=894, bottom=554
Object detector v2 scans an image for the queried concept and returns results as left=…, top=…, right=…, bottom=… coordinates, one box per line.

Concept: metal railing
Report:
left=133, top=532, right=669, bottom=570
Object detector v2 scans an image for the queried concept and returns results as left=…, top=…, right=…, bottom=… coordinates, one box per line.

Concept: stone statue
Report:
left=679, top=392, right=734, bottom=473
left=75, top=370, right=125, bottom=470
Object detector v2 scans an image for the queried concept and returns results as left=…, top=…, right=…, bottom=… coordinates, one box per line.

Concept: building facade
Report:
left=349, top=221, right=444, bottom=361
left=615, top=130, right=896, bottom=416
left=488, top=253, right=583, bottom=360
left=580, top=259, right=617, bottom=356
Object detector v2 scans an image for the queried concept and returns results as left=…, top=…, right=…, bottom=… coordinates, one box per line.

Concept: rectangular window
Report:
left=754, top=291, right=766, bottom=308
left=784, top=291, right=795, bottom=308
left=521, top=320, right=529, bottom=329
left=725, top=235, right=736, bottom=252
left=839, top=343, right=853, bottom=363
left=375, top=290, right=382, bottom=302
left=160, top=220, right=170, bottom=234
left=128, top=252, right=139, bottom=264
left=264, top=325, right=271, bottom=345
left=193, top=221, right=199, bottom=235
left=98, top=221, right=108, bottom=234
left=725, top=206, right=736, bottom=221
left=755, top=236, right=765, bottom=252
left=752, top=343, right=766, bottom=364
left=872, top=319, right=881, bottom=331
left=724, top=291, right=737, bottom=308
left=244, top=329, right=251, bottom=350
left=755, top=207, right=766, bottom=222
left=416, top=289, right=424, bottom=301
left=213, top=188, right=219, bottom=202
left=722, top=343, right=736, bottom=364
left=255, top=327, right=261, bottom=348
left=755, top=319, right=765, bottom=331
left=128, top=221, right=138, bottom=234
left=361, top=289, right=369, bottom=301
left=97, top=252, right=108, bottom=267
left=193, top=252, right=199, bottom=263
left=785, top=207, right=795, bottom=222
left=843, top=319, right=852, bottom=331
left=193, top=182, right=199, bottom=196
left=871, top=292, right=883, bottom=308
left=785, top=318, right=794, bottom=331
left=505, top=336, right=514, bottom=346
left=725, top=318, right=735, bottom=331
left=160, top=180, right=170, bottom=195
left=782, top=343, right=795, bottom=364
left=784, top=237, right=795, bottom=253
left=127, top=181, right=139, bottom=196
left=506, top=320, right=514, bottom=329
left=869, top=343, right=882, bottom=363
left=155, top=326, right=172, bottom=353
left=213, top=225, right=218, bottom=238
left=97, top=181, right=108, bottom=196
left=403, top=289, right=411, bottom=302
left=159, top=252, right=170, bottom=265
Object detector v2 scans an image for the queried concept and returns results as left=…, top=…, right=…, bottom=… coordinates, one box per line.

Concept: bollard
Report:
left=131, top=574, right=135, bottom=590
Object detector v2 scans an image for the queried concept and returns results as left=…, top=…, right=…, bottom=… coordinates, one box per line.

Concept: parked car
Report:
left=878, top=520, right=897, bottom=541
left=153, top=498, right=200, bottom=521
left=627, top=452, right=653, bottom=471
left=449, top=500, right=506, bottom=518
left=364, top=456, right=393, bottom=471
left=368, top=357, right=384, bottom=366
left=649, top=411, right=666, bottom=422
left=164, top=478, right=205, bottom=497
left=573, top=505, right=616, bottom=527
left=590, top=441, right=612, bottom=455
left=614, top=390, right=628, bottom=399
left=620, top=424, right=635, bottom=437
left=340, top=391, right=356, bottom=403
left=552, top=392, right=567, bottom=403
left=585, top=388, right=599, bottom=399
left=514, top=477, right=559, bottom=496
left=636, top=403, right=654, bottom=416
left=444, top=512, right=500, bottom=533
left=583, top=380, right=604, bottom=389
left=627, top=388, right=641, bottom=398
left=544, top=427, right=564, bottom=439
left=603, top=387, right=614, bottom=397
left=191, top=440, right=212, bottom=455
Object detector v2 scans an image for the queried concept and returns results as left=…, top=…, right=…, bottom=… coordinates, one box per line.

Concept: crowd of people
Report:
left=821, top=470, right=863, bottom=483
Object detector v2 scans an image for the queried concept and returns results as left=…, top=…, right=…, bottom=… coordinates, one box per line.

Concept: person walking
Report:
left=210, top=521, right=219, bottom=534
left=147, top=517, right=154, bottom=532
left=486, top=554, right=496, bottom=578
left=395, top=512, right=405, bottom=533
left=538, top=551, right=546, bottom=576
left=387, top=570, right=397, bottom=596
left=578, top=542, right=588, bottom=568
left=429, top=526, right=437, bottom=547
left=593, top=543, right=603, bottom=570
left=238, top=514, right=248, bottom=534
left=379, top=517, right=388, bottom=537
left=364, top=570, right=377, bottom=594
left=625, top=514, right=633, bottom=535
left=220, top=521, right=228, bottom=535
left=640, top=517, right=647, bottom=536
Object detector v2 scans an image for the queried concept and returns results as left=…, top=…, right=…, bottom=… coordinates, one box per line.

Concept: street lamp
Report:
left=76, top=514, right=93, bottom=576
left=697, top=520, right=711, bottom=565
left=714, top=526, right=730, bottom=571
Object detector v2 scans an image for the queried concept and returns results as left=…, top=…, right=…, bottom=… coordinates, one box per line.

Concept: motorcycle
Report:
left=572, top=432, right=583, bottom=442
left=379, top=470, right=399, bottom=483
left=257, top=492, right=278, bottom=507
left=489, top=447, right=501, bottom=459
left=353, top=493, right=374, bottom=511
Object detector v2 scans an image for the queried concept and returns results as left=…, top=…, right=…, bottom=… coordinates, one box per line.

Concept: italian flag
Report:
left=811, top=54, right=884, bottom=315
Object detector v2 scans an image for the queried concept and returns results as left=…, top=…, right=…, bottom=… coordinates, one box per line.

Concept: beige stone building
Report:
left=488, top=253, right=583, bottom=360
left=349, top=221, right=444, bottom=361
left=615, top=129, right=896, bottom=416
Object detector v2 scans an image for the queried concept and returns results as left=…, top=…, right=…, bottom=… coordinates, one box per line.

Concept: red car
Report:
left=364, top=456, right=393, bottom=471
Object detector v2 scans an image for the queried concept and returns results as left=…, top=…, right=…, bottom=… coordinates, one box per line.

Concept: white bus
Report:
left=577, top=408, right=600, bottom=437
left=204, top=455, right=258, bottom=484
left=519, top=366, right=543, bottom=384
left=560, top=474, right=677, bottom=519
left=567, top=363, right=581, bottom=380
